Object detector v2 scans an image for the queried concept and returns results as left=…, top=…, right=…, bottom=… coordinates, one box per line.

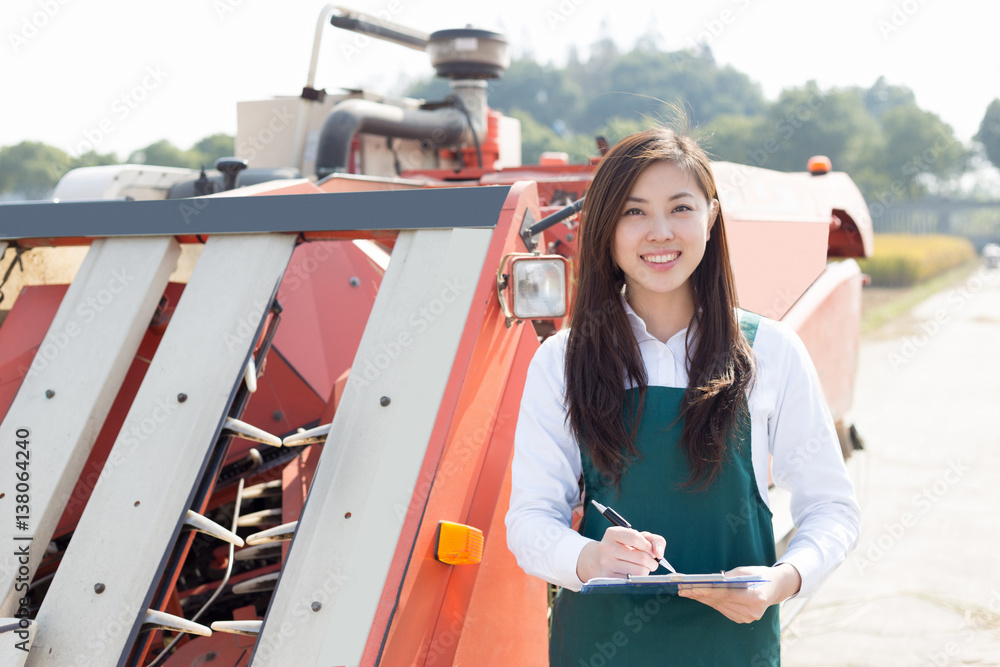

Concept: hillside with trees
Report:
left=409, top=47, right=976, bottom=205
left=2, top=40, right=998, bottom=205
left=0, top=134, right=234, bottom=200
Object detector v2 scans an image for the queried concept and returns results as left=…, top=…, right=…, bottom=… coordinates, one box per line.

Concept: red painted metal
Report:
left=782, top=260, right=865, bottom=424
left=362, top=181, right=544, bottom=666
left=0, top=122, right=873, bottom=665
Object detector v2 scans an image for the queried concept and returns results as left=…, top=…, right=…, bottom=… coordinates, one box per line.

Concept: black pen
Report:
left=591, top=499, right=677, bottom=574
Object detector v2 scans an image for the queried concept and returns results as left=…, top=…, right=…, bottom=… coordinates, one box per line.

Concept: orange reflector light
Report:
left=807, top=155, right=831, bottom=174
left=436, top=521, right=484, bottom=565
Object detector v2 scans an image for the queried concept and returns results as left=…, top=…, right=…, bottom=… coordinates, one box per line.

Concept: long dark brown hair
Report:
left=565, top=127, right=755, bottom=490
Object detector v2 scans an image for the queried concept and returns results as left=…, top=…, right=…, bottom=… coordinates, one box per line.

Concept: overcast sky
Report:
left=2, top=0, right=998, bottom=159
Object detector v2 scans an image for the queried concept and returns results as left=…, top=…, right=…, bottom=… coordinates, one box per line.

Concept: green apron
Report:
left=550, top=310, right=780, bottom=666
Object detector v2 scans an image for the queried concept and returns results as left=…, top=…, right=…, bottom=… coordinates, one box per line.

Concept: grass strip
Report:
left=860, top=259, right=983, bottom=334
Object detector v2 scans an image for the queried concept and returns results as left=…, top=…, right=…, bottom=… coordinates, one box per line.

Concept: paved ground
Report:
left=782, top=262, right=1000, bottom=666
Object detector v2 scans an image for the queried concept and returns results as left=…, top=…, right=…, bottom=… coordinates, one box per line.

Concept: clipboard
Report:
left=580, top=573, right=768, bottom=595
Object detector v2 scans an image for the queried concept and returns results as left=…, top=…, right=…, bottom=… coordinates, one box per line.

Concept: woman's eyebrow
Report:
left=625, top=191, right=695, bottom=203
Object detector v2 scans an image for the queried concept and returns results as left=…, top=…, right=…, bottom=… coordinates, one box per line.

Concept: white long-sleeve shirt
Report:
left=505, top=301, right=862, bottom=596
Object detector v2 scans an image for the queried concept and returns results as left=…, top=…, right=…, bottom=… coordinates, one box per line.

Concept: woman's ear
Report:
left=708, top=199, right=720, bottom=235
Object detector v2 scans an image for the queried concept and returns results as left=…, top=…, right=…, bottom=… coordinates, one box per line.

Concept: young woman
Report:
left=505, top=128, right=861, bottom=666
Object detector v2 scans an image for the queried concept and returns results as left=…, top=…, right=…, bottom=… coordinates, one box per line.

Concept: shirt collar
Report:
left=620, top=294, right=694, bottom=347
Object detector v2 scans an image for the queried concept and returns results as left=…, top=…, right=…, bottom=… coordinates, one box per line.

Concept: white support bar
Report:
left=211, top=620, right=263, bottom=636
left=223, top=416, right=282, bottom=447
left=241, top=479, right=283, bottom=500
left=236, top=508, right=282, bottom=528
left=281, top=423, right=331, bottom=447
left=26, top=233, right=296, bottom=666
left=232, top=572, right=280, bottom=595
left=234, top=543, right=282, bottom=562
left=0, top=618, right=35, bottom=664
left=244, top=356, right=258, bottom=393
left=252, top=228, right=491, bottom=666
left=245, top=521, right=298, bottom=546
left=184, top=510, right=245, bottom=547
left=0, top=237, right=180, bottom=615
left=141, top=609, right=211, bottom=637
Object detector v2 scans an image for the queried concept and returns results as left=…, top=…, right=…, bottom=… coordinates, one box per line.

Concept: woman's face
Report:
left=612, top=160, right=717, bottom=307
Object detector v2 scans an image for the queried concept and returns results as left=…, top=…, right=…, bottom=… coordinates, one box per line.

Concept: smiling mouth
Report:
left=642, top=252, right=680, bottom=264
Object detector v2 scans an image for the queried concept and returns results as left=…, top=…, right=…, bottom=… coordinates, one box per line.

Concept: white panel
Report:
left=26, top=233, right=296, bottom=666
left=52, top=164, right=195, bottom=201
left=0, top=237, right=180, bottom=616
left=0, top=618, right=35, bottom=665
left=252, top=227, right=492, bottom=666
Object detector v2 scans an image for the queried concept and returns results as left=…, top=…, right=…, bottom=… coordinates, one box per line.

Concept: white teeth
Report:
left=644, top=253, right=679, bottom=264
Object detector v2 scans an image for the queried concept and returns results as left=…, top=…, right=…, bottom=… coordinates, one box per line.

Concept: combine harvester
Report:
left=0, top=7, right=871, bottom=666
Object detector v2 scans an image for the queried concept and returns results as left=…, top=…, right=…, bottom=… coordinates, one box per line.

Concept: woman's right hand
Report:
left=575, top=527, right=666, bottom=582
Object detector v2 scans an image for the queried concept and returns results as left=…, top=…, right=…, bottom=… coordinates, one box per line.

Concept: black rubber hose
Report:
left=315, top=99, right=466, bottom=177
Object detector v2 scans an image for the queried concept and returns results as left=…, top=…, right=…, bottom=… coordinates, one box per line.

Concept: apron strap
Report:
left=737, top=308, right=761, bottom=348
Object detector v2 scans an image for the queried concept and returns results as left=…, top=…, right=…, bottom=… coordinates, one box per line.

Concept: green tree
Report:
left=484, top=60, right=585, bottom=131
left=752, top=83, right=883, bottom=177
left=71, top=150, right=120, bottom=169
left=507, top=108, right=568, bottom=165
left=701, top=114, right=769, bottom=164
left=0, top=141, right=73, bottom=198
left=128, top=135, right=235, bottom=169
left=192, top=133, right=235, bottom=167
left=128, top=139, right=196, bottom=168
left=864, top=76, right=916, bottom=118
left=575, top=50, right=764, bottom=130
left=974, top=99, right=1000, bottom=171
left=878, top=105, right=967, bottom=198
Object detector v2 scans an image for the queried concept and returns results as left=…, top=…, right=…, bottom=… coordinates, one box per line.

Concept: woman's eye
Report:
left=673, top=204, right=693, bottom=213
left=623, top=207, right=643, bottom=216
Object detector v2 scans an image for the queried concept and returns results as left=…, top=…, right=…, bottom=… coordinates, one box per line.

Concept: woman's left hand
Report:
left=677, top=563, right=801, bottom=624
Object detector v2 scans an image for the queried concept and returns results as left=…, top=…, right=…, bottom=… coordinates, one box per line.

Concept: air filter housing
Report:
left=427, top=28, right=509, bottom=79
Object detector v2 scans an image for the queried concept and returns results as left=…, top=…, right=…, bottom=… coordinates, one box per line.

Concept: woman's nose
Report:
left=646, top=214, right=674, bottom=241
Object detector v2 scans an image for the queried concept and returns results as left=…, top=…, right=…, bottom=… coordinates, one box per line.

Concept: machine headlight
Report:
left=496, top=253, right=569, bottom=326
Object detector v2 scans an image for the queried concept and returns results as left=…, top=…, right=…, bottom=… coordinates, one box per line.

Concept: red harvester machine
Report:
left=0, top=8, right=871, bottom=665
